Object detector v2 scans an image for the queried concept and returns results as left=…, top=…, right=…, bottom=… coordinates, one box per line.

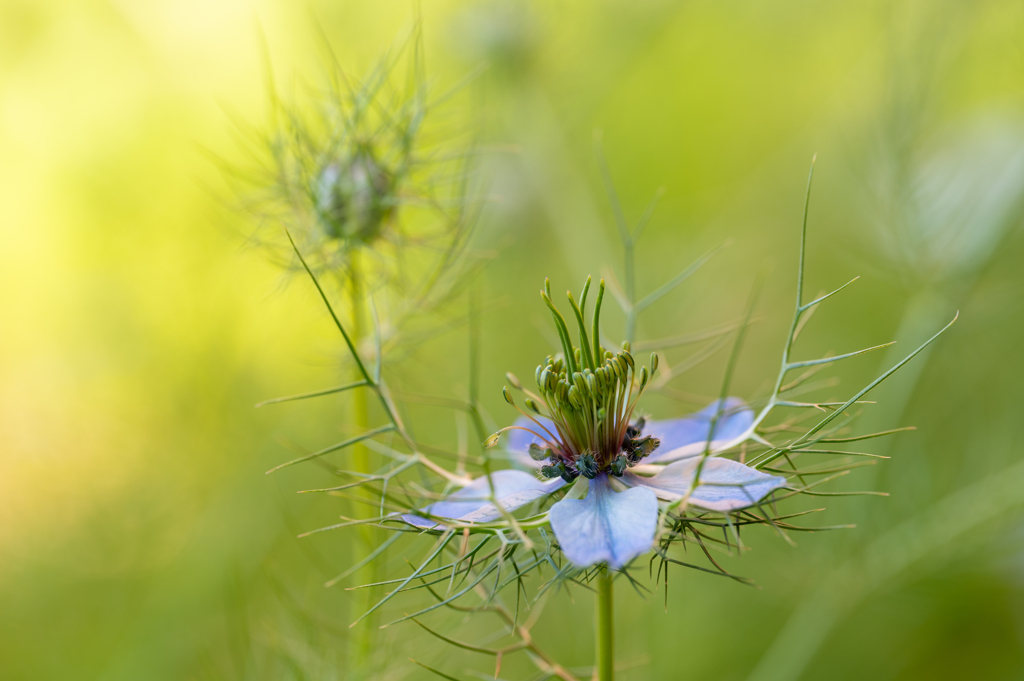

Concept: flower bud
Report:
left=315, top=151, right=394, bottom=242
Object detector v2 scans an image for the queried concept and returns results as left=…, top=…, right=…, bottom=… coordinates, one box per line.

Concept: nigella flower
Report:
left=404, top=276, right=785, bottom=568
left=272, top=157, right=958, bottom=681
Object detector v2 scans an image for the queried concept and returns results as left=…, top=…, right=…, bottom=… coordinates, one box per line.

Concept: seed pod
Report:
left=610, top=454, right=629, bottom=477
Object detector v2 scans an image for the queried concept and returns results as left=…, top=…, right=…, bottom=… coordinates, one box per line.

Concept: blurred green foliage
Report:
left=1, top=0, right=1024, bottom=679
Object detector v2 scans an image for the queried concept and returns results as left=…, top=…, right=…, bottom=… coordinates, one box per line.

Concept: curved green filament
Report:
left=542, top=289, right=579, bottom=376
left=578, top=275, right=592, bottom=313
left=592, top=279, right=606, bottom=362
left=567, top=290, right=596, bottom=371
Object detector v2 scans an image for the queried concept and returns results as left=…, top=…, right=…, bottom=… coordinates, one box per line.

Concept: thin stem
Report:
left=596, top=568, right=615, bottom=681
left=349, top=249, right=371, bottom=485
left=347, top=248, right=379, bottom=668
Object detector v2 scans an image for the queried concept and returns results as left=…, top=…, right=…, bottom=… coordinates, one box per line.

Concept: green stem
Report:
left=596, top=568, right=614, bottom=681
left=347, top=249, right=378, bottom=669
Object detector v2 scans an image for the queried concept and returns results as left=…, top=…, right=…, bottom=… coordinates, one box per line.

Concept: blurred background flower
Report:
left=1, top=0, right=1023, bottom=680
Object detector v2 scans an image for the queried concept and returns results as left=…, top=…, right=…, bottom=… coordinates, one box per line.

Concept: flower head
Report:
left=407, top=275, right=785, bottom=569
left=514, top=275, right=661, bottom=485
left=233, top=23, right=481, bottom=306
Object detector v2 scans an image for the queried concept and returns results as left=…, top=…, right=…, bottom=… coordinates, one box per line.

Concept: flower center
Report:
left=505, top=276, right=661, bottom=484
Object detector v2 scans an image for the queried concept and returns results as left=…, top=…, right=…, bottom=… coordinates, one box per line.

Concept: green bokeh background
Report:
left=2, top=1, right=1024, bottom=679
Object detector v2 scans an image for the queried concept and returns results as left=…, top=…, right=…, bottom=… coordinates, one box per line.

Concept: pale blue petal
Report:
left=622, top=457, right=785, bottom=512
left=548, top=474, right=659, bottom=568
left=643, top=398, right=754, bottom=464
left=505, top=415, right=558, bottom=469
left=401, top=514, right=444, bottom=529
left=403, top=470, right=564, bottom=528
left=459, top=479, right=565, bottom=523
